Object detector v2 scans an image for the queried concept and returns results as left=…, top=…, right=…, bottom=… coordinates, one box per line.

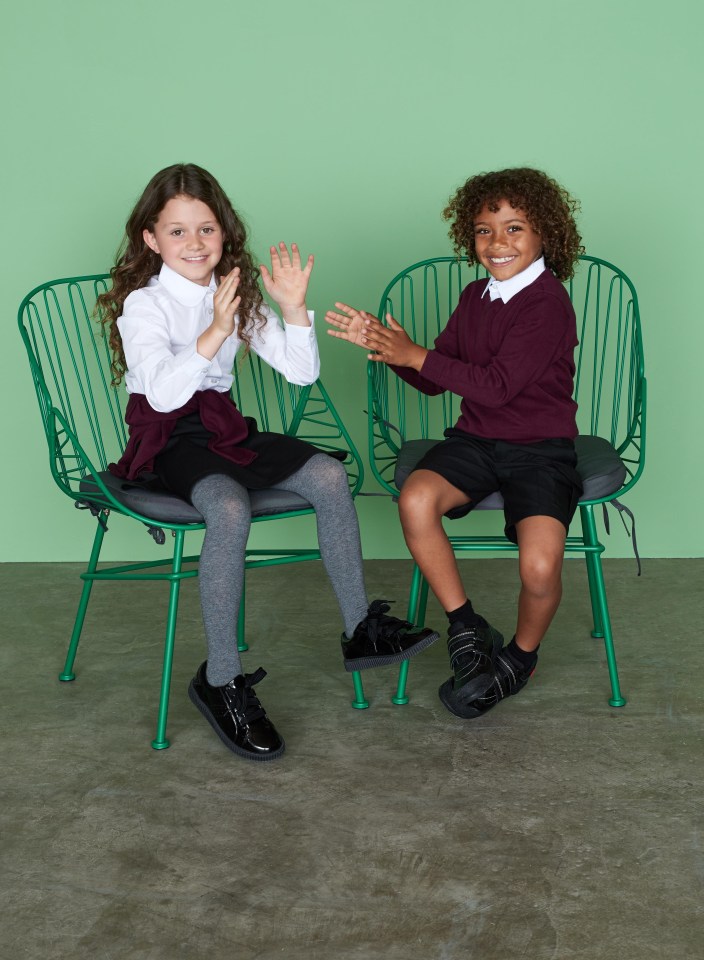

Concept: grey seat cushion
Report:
left=79, top=471, right=313, bottom=524
left=393, top=434, right=626, bottom=509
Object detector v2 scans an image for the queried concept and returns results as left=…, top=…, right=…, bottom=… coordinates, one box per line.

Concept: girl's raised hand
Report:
left=325, top=302, right=383, bottom=349
left=213, top=267, right=241, bottom=337
left=260, top=242, right=314, bottom=321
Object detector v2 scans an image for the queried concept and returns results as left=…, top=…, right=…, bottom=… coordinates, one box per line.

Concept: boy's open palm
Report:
left=260, top=242, right=314, bottom=312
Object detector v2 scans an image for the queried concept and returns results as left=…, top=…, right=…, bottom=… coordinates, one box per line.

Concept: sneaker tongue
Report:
left=368, top=599, right=392, bottom=616
left=244, top=667, right=267, bottom=687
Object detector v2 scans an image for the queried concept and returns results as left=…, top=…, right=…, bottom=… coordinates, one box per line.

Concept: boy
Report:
left=326, top=167, right=584, bottom=718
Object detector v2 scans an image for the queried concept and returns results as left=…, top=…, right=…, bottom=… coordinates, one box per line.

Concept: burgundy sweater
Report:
left=391, top=269, right=578, bottom=442
left=110, top=390, right=256, bottom=481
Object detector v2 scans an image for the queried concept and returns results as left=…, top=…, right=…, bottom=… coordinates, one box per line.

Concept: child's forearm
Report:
left=197, top=324, right=230, bottom=360
left=395, top=344, right=429, bottom=372
left=388, top=357, right=445, bottom=396
left=281, top=304, right=311, bottom=327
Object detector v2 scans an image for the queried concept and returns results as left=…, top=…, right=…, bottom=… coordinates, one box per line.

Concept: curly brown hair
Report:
left=97, top=163, right=266, bottom=385
left=442, top=167, right=583, bottom=281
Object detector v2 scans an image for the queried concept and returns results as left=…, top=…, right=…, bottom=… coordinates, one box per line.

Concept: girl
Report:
left=326, top=167, right=584, bottom=720
left=100, top=163, right=437, bottom=762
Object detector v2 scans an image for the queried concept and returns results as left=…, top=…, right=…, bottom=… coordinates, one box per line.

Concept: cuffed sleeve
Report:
left=249, top=309, right=320, bottom=385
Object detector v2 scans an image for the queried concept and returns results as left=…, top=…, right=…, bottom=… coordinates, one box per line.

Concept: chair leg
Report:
left=417, top=577, right=430, bottom=628
left=406, top=563, right=424, bottom=625
left=351, top=671, right=369, bottom=709
left=392, top=563, right=429, bottom=707
left=59, top=518, right=107, bottom=681
left=583, top=535, right=605, bottom=638
left=392, top=661, right=410, bottom=705
left=151, top=529, right=186, bottom=750
left=237, top=587, right=248, bottom=653
left=580, top=505, right=627, bottom=708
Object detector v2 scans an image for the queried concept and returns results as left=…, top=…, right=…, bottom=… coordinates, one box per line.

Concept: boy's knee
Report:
left=398, top=479, right=440, bottom=522
left=519, top=552, right=562, bottom=593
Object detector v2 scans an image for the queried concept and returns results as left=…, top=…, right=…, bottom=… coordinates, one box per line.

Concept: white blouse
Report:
left=117, top=263, right=320, bottom=413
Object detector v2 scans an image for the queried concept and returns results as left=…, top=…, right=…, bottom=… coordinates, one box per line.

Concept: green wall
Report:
left=2, top=0, right=702, bottom=562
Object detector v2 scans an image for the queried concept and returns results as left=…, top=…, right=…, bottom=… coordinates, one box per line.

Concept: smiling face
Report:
left=473, top=200, right=543, bottom=281
left=143, top=195, right=224, bottom=286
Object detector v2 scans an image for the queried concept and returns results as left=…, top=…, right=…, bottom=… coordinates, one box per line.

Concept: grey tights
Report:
left=189, top=454, right=369, bottom=686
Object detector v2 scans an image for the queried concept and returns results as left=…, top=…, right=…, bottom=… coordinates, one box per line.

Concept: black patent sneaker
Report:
left=439, top=618, right=504, bottom=708
left=439, top=645, right=535, bottom=719
left=188, top=662, right=285, bottom=761
left=341, top=600, right=439, bottom=672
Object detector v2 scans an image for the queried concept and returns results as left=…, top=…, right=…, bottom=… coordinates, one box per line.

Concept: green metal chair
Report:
left=19, top=273, right=370, bottom=750
left=368, top=256, right=646, bottom=708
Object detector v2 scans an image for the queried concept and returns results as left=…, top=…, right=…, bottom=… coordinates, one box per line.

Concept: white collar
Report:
left=482, top=256, right=546, bottom=303
left=158, top=262, right=217, bottom=306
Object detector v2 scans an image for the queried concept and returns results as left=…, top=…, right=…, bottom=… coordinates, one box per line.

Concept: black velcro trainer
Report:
left=442, top=618, right=504, bottom=704
left=341, top=599, right=439, bottom=671
left=439, top=646, right=535, bottom=719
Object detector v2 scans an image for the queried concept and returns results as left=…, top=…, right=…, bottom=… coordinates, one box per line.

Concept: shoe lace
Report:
left=365, top=599, right=412, bottom=642
left=224, top=667, right=267, bottom=724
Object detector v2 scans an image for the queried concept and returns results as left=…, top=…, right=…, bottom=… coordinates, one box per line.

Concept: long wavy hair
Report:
left=442, top=167, right=584, bottom=281
left=97, top=163, right=266, bottom=385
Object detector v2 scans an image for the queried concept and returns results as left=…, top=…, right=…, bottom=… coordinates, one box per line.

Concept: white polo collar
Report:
left=158, top=263, right=217, bottom=306
left=482, top=256, right=546, bottom=303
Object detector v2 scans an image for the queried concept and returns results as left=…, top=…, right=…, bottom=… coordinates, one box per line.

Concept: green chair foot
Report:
left=59, top=672, right=76, bottom=682
left=237, top=641, right=249, bottom=652
left=609, top=695, right=627, bottom=708
left=591, top=630, right=604, bottom=639
left=351, top=671, right=369, bottom=709
left=392, top=660, right=410, bottom=705
left=151, top=738, right=170, bottom=750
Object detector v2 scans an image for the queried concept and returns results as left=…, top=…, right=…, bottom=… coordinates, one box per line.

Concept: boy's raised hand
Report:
left=260, top=242, right=314, bottom=325
left=327, top=303, right=428, bottom=371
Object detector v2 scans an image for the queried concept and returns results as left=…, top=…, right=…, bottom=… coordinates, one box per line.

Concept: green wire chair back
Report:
left=19, top=274, right=362, bottom=523
left=369, top=255, right=646, bottom=503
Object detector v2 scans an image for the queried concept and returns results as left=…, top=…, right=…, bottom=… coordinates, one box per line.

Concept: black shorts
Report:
left=414, top=429, right=583, bottom=544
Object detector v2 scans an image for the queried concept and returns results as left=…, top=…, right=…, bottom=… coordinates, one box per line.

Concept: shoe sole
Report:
left=437, top=677, right=488, bottom=719
left=343, top=629, right=440, bottom=672
left=188, top=681, right=286, bottom=761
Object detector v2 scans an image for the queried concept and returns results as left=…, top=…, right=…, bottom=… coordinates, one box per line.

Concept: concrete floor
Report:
left=2, top=557, right=703, bottom=960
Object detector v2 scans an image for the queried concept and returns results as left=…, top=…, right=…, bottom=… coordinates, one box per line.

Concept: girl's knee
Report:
left=308, top=453, right=349, bottom=493
left=192, top=475, right=251, bottom=529
left=292, top=454, right=352, bottom=510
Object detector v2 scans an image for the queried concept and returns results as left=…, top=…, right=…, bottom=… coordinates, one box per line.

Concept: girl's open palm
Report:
left=260, top=242, right=314, bottom=311
left=325, top=302, right=382, bottom=348
left=327, top=303, right=428, bottom=370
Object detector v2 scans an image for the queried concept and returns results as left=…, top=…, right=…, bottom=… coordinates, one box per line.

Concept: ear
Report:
left=143, top=228, right=160, bottom=255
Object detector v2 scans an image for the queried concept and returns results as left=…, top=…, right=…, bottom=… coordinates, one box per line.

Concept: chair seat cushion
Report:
left=79, top=471, right=313, bottom=524
left=393, top=434, right=626, bottom=509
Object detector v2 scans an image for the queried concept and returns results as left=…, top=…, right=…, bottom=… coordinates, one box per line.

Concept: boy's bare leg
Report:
left=398, top=469, right=471, bottom=611
left=514, top=515, right=567, bottom=652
